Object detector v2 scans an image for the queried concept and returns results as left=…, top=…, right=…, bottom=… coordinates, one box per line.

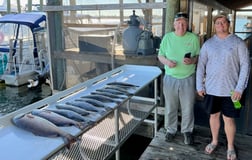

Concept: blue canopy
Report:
left=0, top=12, right=46, bottom=30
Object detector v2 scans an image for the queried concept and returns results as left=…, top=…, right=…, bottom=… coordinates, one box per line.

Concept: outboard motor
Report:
left=122, top=10, right=143, bottom=54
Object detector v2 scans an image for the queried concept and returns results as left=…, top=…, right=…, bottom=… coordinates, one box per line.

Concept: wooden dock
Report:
left=139, top=125, right=252, bottom=160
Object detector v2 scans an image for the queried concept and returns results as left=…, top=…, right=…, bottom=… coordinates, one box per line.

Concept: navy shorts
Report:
left=204, top=94, right=241, bottom=118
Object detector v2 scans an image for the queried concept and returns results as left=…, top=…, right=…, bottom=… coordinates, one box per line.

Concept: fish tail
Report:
left=63, top=134, right=77, bottom=149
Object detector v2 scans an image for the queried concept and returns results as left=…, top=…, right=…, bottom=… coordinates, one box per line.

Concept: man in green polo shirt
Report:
left=158, top=12, right=200, bottom=145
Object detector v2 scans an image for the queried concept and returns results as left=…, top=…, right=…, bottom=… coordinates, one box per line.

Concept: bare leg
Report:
left=223, top=115, right=236, bottom=150
left=223, top=115, right=237, bottom=160
left=210, top=112, right=221, bottom=145
left=205, top=112, right=220, bottom=154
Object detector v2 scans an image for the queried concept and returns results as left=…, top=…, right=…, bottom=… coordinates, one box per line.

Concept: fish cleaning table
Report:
left=0, top=65, right=161, bottom=160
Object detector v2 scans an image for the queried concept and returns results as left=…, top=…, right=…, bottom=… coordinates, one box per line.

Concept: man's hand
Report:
left=167, top=59, right=177, bottom=68
left=197, top=90, right=206, bottom=97
left=231, top=91, right=242, bottom=101
left=183, top=57, right=197, bottom=65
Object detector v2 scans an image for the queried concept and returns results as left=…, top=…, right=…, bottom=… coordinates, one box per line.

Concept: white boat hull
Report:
left=0, top=12, right=48, bottom=87
left=1, top=71, right=38, bottom=86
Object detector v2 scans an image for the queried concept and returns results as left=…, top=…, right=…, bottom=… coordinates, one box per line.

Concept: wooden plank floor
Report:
left=139, top=125, right=252, bottom=160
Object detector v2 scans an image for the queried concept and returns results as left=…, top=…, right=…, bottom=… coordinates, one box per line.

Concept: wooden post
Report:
left=206, top=6, right=213, bottom=39
left=28, top=0, right=32, bottom=11
left=165, top=0, right=179, bottom=33
left=119, top=0, right=124, bottom=24
left=145, top=0, right=153, bottom=27
left=70, top=0, right=76, bottom=23
left=7, top=0, right=10, bottom=13
left=40, top=0, right=43, bottom=11
left=17, top=0, right=21, bottom=13
left=46, top=0, right=66, bottom=91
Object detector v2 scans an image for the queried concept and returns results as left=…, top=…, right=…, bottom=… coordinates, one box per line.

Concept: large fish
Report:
left=75, top=98, right=112, bottom=109
left=106, top=81, right=139, bottom=88
left=104, top=85, right=133, bottom=95
left=66, top=101, right=106, bottom=113
left=56, top=103, right=102, bottom=118
left=55, top=103, right=91, bottom=116
left=80, top=94, right=122, bottom=104
left=12, top=113, right=77, bottom=149
left=31, top=109, right=89, bottom=130
left=45, top=108, right=96, bottom=123
left=91, top=91, right=128, bottom=100
left=95, top=88, right=130, bottom=96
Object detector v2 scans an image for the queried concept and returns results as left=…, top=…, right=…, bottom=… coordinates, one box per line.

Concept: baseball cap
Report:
left=213, top=13, right=230, bottom=23
left=174, top=12, right=188, bottom=21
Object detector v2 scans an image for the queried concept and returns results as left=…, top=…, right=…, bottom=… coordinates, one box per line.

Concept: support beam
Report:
left=7, top=0, right=10, bottom=13
left=165, top=0, right=179, bottom=33
left=47, top=0, right=66, bottom=91
left=40, top=0, right=43, bottom=11
left=119, top=0, right=124, bottom=24
left=28, top=0, right=32, bottom=11
left=206, top=6, right=213, bottom=39
left=17, top=0, right=21, bottom=13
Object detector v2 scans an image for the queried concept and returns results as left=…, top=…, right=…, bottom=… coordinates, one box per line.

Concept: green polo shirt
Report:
left=159, top=31, right=200, bottom=79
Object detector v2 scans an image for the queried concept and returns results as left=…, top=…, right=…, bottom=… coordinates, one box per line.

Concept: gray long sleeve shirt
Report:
left=196, top=34, right=251, bottom=96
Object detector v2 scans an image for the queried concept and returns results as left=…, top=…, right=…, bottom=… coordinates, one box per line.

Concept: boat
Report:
left=0, top=12, right=49, bottom=87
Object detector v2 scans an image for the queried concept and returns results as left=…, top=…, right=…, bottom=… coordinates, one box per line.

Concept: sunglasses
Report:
left=175, top=12, right=188, bottom=19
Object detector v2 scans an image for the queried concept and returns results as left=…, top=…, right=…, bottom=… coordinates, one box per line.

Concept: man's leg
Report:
left=163, top=75, right=179, bottom=134
left=205, top=112, right=220, bottom=154
left=223, top=115, right=237, bottom=159
left=179, top=74, right=195, bottom=134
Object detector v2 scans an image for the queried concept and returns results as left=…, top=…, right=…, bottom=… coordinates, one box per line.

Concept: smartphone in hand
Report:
left=184, top=52, right=191, bottom=58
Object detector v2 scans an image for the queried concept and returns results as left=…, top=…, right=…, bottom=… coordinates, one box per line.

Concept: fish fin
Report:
left=87, top=121, right=95, bottom=126
left=78, top=122, right=90, bottom=130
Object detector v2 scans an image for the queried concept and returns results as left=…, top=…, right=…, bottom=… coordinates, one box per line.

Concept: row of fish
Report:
left=12, top=81, right=139, bottom=149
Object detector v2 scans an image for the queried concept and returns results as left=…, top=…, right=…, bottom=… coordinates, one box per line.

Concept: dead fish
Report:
left=104, top=85, right=133, bottom=95
left=96, top=88, right=130, bottom=96
left=75, top=98, right=112, bottom=110
left=31, top=109, right=89, bottom=130
left=45, top=108, right=95, bottom=123
left=55, top=103, right=90, bottom=116
left=56, top=103, right=102, bottom=117
left=91, top=91, right=128, bottom=99
left=66, top=101, right=106, bottom=113
left=107, top=82, right=139, bottom=88
left=12, top=113, right=77, bottom=149
left=81, top=94, right=122, bottom=104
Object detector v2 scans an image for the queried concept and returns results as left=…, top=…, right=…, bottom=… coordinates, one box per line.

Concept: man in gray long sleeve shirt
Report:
left=197, top=34, right=250, bottom=95
left=196, top=13, right=250, bottom=160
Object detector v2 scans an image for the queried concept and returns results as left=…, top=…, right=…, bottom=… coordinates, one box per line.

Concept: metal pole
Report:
left=154, top=78, right=158, bottom=136
left=114, top=108, right=120, bottom=160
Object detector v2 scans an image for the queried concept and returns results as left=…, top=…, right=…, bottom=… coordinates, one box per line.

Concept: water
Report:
left=0, top=82, right=52, bottom=116
left=235, top=18, right=252, bottom=40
